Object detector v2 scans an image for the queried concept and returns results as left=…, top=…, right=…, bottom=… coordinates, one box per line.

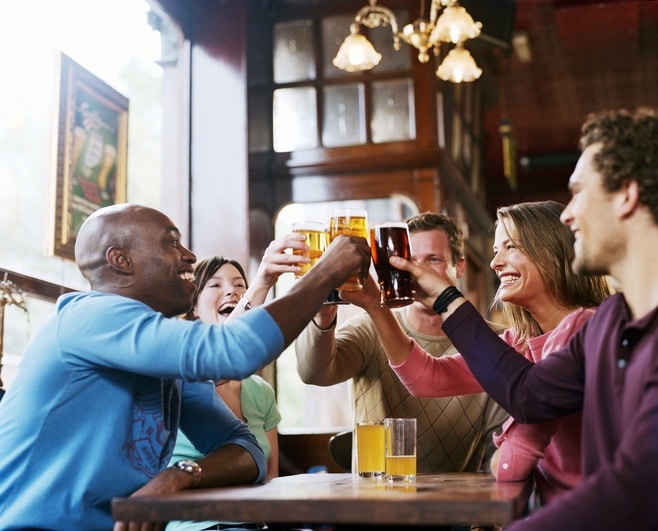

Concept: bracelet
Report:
left=312, top=315, right=337, bottom=331
left=432, top=286, right=463, bottom=314
left=238, top=295, right=252, bottom=311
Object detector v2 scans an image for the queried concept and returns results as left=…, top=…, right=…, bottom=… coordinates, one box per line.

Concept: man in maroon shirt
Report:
left=390, top=107, right=658, bottom=530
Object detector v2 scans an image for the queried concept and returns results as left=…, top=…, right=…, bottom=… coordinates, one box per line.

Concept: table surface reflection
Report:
left=112, top=472, right=532, bottom=526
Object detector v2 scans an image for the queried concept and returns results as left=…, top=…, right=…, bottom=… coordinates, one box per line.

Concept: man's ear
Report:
left=106, top=246, right=133, bottom=273
left=617, top=179, right=641, bottom=219
left=454, top=256, right=466, bottom=279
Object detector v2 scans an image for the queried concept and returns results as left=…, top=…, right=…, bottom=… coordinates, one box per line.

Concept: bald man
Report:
left=0, top=204, right=370, bottom=531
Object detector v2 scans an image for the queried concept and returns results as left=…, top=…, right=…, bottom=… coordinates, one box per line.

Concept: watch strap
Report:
left=172, top=459, right=202, bottom=487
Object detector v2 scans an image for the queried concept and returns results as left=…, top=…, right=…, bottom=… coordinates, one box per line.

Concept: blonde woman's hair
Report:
left=493, top=201, right=612, bottom=349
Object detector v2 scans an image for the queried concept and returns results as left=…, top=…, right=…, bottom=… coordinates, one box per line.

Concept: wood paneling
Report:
left=188, top=1, right=250, bottom=266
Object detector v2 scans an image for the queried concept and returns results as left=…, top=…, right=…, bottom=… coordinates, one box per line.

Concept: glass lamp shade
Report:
left=333, top=32, right=382, bottom=72
left=431, top=5, right=482, bottom=44
left=436, top=45, right=482, bottom=83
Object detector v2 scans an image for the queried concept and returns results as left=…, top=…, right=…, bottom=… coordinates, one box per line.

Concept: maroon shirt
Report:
left=443, top=294, right=658, bottom=530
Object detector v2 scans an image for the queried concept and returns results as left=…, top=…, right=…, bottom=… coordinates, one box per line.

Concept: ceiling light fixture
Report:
left=333, top=0, right=483, bottom=83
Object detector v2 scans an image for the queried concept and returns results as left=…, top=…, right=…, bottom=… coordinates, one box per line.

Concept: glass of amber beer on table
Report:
left=384, top=418, right=417, bottom=483
left=292, top=221, right=328, bottom=278
left=371, top=222, right=414, bottom=308
left=355, top=420, right=385, bottom=479
left=328, top=208, right=368, bottom=292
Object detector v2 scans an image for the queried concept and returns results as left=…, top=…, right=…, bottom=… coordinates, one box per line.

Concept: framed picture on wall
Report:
left=51, top=52, right=128, bottom=260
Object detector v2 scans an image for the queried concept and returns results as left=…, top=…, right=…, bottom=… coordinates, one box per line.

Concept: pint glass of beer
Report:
left=371, top=222, right=414, bottom=308
left=384, top=417, right=417, bottom=483
left=328, top=208, right=368, bottom=291
left=356, top=420, right=385, bottom=479
left=292, top=221, right=328, bottom=278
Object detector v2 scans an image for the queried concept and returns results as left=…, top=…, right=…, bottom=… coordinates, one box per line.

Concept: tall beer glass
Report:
left=328, top=208, right=368, bottom=291
left=384, top=417, right=417, bottom=483
left=371, top=222, right=414, bottom=308
left=355, top=420, right=385, bottom=479
left=292, top=221, right=328, bottom=278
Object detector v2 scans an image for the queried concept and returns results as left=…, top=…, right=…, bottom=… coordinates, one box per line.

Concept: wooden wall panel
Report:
left=188, top=0, right=249, bottom=265
left=288, top=168, right=438, bottom=213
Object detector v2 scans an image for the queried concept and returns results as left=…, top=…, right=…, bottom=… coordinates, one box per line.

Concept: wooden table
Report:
left=112, top=472, right=532, bottom=527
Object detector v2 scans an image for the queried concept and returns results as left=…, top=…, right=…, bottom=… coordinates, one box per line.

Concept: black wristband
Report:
left=312, top=315, right=337, bottom=331
left=432, top=286, right=463, bottom=314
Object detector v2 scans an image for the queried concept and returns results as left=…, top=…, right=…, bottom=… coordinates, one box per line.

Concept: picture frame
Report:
left=51, top=52, right=129, bottom=260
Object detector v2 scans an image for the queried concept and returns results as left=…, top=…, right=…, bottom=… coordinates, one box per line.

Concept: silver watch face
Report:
left=174, top=459, right=202, bottom=485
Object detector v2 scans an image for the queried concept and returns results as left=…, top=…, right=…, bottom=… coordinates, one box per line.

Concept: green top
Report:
left=166, top=375, right=281, bottom=531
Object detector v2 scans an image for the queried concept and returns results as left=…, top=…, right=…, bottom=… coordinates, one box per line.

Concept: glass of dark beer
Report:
left=371, top=222, right=414, bottom=308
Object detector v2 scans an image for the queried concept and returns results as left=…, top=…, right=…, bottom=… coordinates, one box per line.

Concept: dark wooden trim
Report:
left=0, top=269, right=76, bottom=303
left=440, top=155, right=493, bottom=234
left=268, top=145, right=444, bottom=177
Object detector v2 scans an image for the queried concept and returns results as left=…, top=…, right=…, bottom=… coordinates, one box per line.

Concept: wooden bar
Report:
left=0, top=268, right=75, bottom=302
left=112, top=473, right=532, bottom=526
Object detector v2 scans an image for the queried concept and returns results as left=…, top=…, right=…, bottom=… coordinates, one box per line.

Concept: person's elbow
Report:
left=296, top=362, right=335, bottom=386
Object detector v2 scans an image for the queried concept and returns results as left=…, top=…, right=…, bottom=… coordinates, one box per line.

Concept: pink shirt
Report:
left=391, top=307, right=595, bottom=504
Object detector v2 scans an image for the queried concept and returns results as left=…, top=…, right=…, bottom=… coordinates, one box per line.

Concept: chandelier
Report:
left=333, top=0, right=483, bottom=83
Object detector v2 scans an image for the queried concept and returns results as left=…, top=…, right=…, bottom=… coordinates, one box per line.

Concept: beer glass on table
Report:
left=384, top=417, right=417, bottom=483
left=355, top=420, right=385, bottom=479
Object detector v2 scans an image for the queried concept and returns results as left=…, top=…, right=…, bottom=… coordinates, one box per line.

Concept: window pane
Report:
left=322, top=84, right=365, bottom=147
left=368, top=9, right=411, bottom=72
left=273, top=87, right=318, bottom=152
left=371, top=79, right=415, bottom=143
left=274, top=20, right=316, bottom=83
left=1, top=295, right=55, bottom=388
left=0, top=0, right=162, bottom=289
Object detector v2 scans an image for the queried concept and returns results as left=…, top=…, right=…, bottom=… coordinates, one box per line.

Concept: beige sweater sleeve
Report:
left=294, top=310, right=374, bottom=386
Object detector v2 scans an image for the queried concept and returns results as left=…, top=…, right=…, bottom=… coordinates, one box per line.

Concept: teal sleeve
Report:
left=241, top=375, right=281, bottom=460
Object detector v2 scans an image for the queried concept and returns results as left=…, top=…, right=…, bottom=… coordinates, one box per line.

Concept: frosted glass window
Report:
left=368, top=9, right=411, bottom=72
left=274, top=20, right=316, bottom=83
left=273, top=87, right=318, bottom=152
left=322, top=84, right=365, bottom=147
left=371, top=79, right=415, bottom=143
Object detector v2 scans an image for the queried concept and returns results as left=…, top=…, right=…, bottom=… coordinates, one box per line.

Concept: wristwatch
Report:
left=171, top=459, right=202, bottom=487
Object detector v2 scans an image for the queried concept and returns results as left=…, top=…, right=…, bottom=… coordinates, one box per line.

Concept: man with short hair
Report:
left=295, top=212, right=507, bottom=474
left=0, top=203, right=371, bottom=531
left=390, top=108, right=658, bottom=529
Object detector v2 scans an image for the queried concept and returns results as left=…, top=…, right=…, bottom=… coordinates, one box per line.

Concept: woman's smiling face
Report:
left=194, top=262, right=247, bottom=324
left=490, top=220, right=548, bottom=310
